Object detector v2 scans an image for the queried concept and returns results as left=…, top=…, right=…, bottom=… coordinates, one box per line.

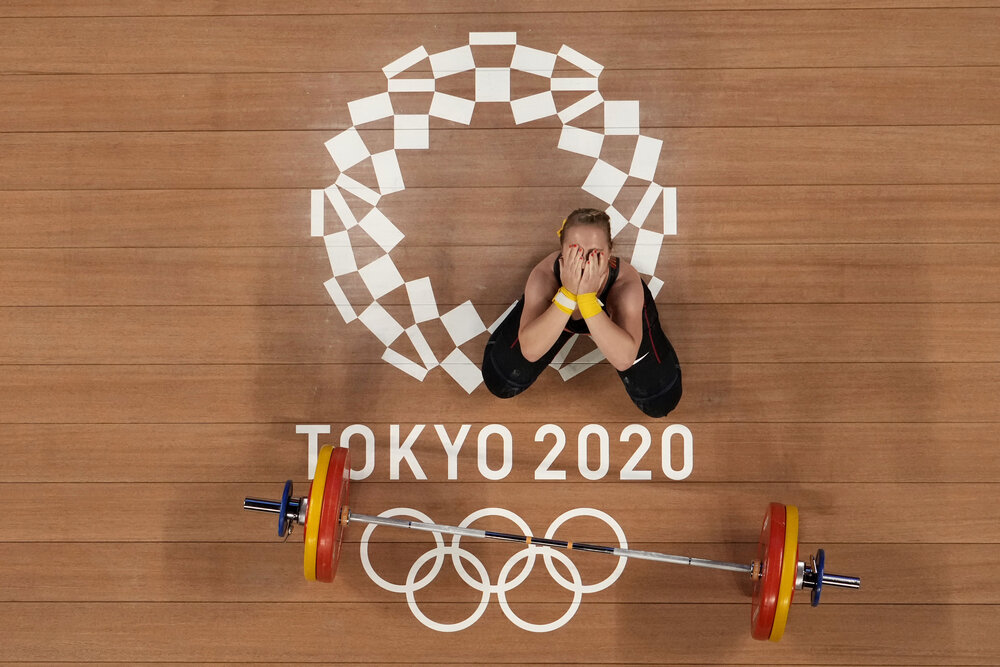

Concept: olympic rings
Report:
left=497, top=547, right=583, bottom=633
left=313, top=32, right=678, bottom=392
left=543, top=507, right=628, bottom=594
left=360, top=507, right=627, bottom=633
left=359, top=508, right=445, bottom=594
left=451, top=507, right=537, bottom=594
left=406, top=545, right=492, bottom=633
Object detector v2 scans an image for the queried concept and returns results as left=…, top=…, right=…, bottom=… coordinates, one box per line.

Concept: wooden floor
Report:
left=2, top=1, right=999, bottom=664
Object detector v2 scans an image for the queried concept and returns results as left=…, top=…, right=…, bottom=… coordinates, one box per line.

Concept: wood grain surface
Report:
left=1, top=3, right=997, bottom=664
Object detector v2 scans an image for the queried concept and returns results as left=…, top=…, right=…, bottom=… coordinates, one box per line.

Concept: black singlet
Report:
left=552, top=256, right=620, bottom=334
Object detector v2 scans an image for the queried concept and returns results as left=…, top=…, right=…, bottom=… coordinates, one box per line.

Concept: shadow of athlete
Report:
left=482, top=208, right=682, bottom=418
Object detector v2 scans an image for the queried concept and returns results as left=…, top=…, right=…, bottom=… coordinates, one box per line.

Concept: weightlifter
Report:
left=481, top=208, right=682, bottom=417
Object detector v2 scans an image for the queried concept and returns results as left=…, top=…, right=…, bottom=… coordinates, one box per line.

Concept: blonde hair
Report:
left=557, top=208, right=612, bottom=246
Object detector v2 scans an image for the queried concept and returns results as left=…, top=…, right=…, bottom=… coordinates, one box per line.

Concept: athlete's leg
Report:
left=616, top=284, right=683, bottom=418
left=482, top=298, right=572, bottom=398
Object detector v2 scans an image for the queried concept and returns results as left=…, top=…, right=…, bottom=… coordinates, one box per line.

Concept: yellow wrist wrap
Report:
left=577, top=292, right=602, bottom=319
left=552, top=287, right=577, bottom=315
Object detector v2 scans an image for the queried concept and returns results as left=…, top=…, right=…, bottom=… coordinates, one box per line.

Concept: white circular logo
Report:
left=312, top=32, right=678, bottom=393
left=359, top=507, right=628, bottom=632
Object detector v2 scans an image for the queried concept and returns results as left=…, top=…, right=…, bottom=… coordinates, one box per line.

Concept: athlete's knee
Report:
left=621, top=366, right=682, bottom=418
left=636, top=387, right=682, bottom=418
left=482, top=367, right=529, bottom=399
left=481, top=343, right=531, bottom=399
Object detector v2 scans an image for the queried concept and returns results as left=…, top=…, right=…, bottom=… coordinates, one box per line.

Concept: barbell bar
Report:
left=243, top=446, right=861, bottom=641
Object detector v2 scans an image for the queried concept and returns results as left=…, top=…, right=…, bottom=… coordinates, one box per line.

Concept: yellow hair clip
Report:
left=556, top=218, right=567, bottom=238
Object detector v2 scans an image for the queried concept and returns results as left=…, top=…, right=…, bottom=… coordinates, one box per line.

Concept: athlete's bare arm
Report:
left=577, top=252, right=643, bottom=371
left=517, top=248, right=584, bottom=362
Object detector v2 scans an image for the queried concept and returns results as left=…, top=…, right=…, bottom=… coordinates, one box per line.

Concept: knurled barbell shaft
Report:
left=349, top=511, right=754, bottom=574
left=243, top=496, right=861, bottom=589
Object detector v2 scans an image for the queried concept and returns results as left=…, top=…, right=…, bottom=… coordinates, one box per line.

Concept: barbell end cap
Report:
left=243, top=497, right=282, bottom=512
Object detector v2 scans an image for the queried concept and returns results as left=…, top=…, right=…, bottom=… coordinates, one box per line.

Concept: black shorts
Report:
left=481, top=282, right=682, bottom=418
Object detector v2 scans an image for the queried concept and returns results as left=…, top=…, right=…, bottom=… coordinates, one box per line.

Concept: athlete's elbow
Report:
left=611, top=358, right=633, bottom=372
left=610, top=345, right=642, bottom=372
left=521, top=346, right=545, bottom=363
left=517, top=336, right=544, bottom=362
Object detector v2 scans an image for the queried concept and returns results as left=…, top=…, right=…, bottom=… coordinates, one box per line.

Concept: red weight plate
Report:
left=315, top=447, right=351, bottom=583
left=330, top=454, right=350, bottom=582
left=751, top=502, right=787, bottom=640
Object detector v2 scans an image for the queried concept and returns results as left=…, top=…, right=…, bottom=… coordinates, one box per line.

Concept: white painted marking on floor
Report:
left=470, top=31, right=517, bottom=45
left=324, top=277, right=357, bottom=323
left=556, top=91, right=603, bottom=124
left=324, top=231, right=357, bottom=277
left=371, top=150, right=405, bottom=195
left=359, top=254, right=405, bottom=299
left=394, top=114, right=430, bottom=150
left=630, top=182, right=663, bottom=229
left=348, top=92, right=394, bottom=126
left=387, top=79, right=435, bottom=93
left=475, top=67, right=511, bottom=102
left=631, top=228, right=664, bottom=276
left=629, top=135, right=663, bottom=181
left=549, top=333, right=579, bottom=370
left=335, top=173, right=381, bottom=206
left=429, top=92, right=475, bottom=125
left=558, top=347, right=607, bottom=381
left=324, top=127, right=370, bottom=171
left=663, top=187, right=678, bottom=235
left=511, top=44, right=556, bottom=77
left=558, top=125, right=604, bottom=158
left=359, top=208, right=404, bottom=252
left=359, top=302, right=405, bottom=346
left=383, top=45, right=429, bottom=79
left=604, top=100, right=640, bottom=135
left=441, top=348, right=485, bottom=394
left=647, top=276, right=664, bottom=298
left=557, top=44, right=604, bottom=77
left=406, top=324, right=439, bottom=369
left=405, top=277, right=440, bottom=324
left=510, top=91, right=557, bottom=124
left=324, top=184, right=358, bottom=229
left=440, top=300, right=487, bottom=346
left=429, top=45, right=476, bottom=78
left=606, top=205, right=628, bottom=237
left=582, top=159, right=629, bottom=204
left=310, top=189, right=325, bottom=237
left=550, top=77, right=599, bottom=92
left=488, top=300, right=518, bottom=334
left=382, top=348, right=429, bottom=381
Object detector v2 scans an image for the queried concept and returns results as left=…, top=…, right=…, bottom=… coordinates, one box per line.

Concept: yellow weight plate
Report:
left=303, top=445, right=334, bottom=581
left=769, top=504, right=799, bottom=642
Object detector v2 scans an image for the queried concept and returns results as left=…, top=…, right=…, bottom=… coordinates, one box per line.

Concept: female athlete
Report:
left=482, top=208, right=682, bottom=417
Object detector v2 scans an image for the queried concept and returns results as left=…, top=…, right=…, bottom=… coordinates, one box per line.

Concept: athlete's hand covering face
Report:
left=559, top=244, right=587, bottom=294
left=578, top=249, right=609, bottom=295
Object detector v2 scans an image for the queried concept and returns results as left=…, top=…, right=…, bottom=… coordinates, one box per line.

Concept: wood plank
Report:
left=2, top=303, right=999, bottom=365
left=2, top=362, right=998, bottom=423
left=4, top=68, right=1000, bottom=132
left=2, top=1, right=997, bottom=17
left=3, top=185, right=999, bottom=248
left=2, top=245, right=999, bottom=307
left=2, top=127, right=1000, bottom=190
left=1, top=482, right=996, bottom=543
left=0, top=542, right=992, bottom=604
left=0, top=602, right=995, bottom=663
left=0, top=664, right=900, bottom=667
left=2, top=11, right=1000, bottom=74
left=2, top=421, right=998, bottom=484
left=0, top=6, right=993, bottom=665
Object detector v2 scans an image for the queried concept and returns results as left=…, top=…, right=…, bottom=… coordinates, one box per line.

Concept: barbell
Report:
left=243, top=445, right=861, bottom=641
